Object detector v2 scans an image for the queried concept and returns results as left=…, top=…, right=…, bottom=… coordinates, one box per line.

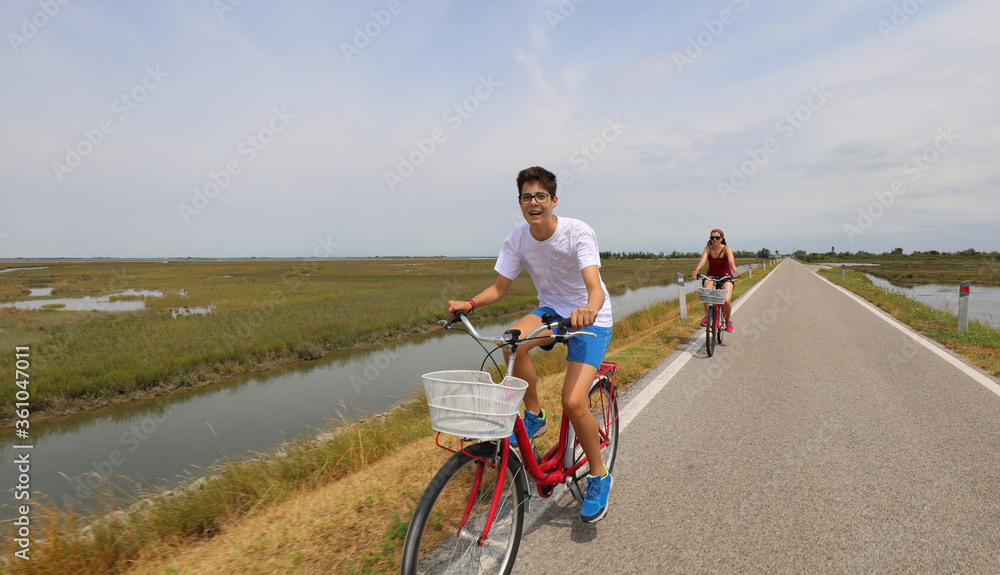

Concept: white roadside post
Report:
left=842, top=264, right=846, bottom=281
left=958, top=280, right=970, bottom=333
left=677, top=273, right=687, bottom=319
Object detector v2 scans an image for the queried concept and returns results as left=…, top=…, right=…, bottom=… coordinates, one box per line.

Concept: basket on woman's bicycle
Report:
left=422, top=370, right=528, bottom=440
left=697, top=287, right=727, bottom=304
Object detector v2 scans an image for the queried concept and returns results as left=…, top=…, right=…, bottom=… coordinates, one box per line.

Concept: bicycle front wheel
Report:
left=706, top=305, right=716, bottom=357
left=400, top=442, right=526, bottom=575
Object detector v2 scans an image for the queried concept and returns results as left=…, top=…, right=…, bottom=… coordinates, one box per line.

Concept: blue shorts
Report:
left=529, top=307, right=613, bottom=369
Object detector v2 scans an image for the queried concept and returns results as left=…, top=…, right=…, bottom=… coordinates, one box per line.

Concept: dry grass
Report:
left=120, top=435, right=448, bottom=574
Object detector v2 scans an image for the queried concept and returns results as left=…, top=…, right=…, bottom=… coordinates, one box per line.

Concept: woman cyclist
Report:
left=692, top=228, right=739, bottom=333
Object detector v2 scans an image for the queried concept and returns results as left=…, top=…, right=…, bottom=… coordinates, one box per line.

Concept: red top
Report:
left=707, top=248, right=731, bottom=277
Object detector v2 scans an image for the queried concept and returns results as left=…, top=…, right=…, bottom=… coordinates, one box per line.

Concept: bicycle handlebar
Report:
left=441, top=310, right=596, bottom=346
left=697, top=274, right=739, bottom=283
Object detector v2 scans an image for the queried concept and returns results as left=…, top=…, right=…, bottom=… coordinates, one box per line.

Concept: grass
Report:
left=0, top=261, right=775, bottom=574
left=822, top=256, right=1000, bottom=287
left=816, top=266, right=1000, bottom=377
left=0, top=258, right=715, bottom=421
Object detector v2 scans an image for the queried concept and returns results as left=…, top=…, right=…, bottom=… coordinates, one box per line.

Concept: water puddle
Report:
left=2, top=289, right=164, bottom=312
left=171, top=304, right=217, bottom=318
left=0, top=266, right=50, bottom=274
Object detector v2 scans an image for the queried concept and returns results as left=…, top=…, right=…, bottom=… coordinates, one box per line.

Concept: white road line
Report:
left=618, top=261, right=783, bottom=432
left=812, top=265, right=1000, bottom=399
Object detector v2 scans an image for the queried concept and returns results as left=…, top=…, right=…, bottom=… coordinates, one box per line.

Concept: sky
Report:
left=2, top=0, right=998, bottom=258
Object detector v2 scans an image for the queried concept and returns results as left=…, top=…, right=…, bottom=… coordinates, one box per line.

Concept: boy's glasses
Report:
left=518, top=192, right=552, bottom=204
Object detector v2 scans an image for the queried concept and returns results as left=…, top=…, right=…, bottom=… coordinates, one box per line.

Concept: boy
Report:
left=447, top=166, right=615, bottom=523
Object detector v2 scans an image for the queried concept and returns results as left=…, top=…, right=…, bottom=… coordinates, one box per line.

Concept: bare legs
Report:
left=702, top=280, right=735, bottom=322
left=502, top=314, right=605, bottom=476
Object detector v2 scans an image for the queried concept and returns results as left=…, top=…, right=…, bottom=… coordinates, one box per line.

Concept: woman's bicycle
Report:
left=697, top=274, right=737, bottom=357
left=399, top=311, right=619, bottom=575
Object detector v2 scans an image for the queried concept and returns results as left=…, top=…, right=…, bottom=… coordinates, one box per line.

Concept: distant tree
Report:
left=892, top=247, right=904, bottom=255
left=756, top=248, right=771, bottom=259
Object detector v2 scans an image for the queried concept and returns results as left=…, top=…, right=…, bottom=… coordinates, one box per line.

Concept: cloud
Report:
left=1, top=0, right=998, bottom=257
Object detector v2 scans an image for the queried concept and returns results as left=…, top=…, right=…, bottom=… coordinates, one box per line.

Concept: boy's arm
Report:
left=447, top=275, right=513, bottom=317
left=571, top=265, right=605, bottom=330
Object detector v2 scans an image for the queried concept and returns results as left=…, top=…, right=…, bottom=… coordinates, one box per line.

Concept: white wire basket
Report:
left=422, top=370, right=528, bottom=440
left=698, top=287, right=727, bottom=305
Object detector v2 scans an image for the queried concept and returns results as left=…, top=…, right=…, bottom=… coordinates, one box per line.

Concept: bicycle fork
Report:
left=456, top=441, right=510, bottom=547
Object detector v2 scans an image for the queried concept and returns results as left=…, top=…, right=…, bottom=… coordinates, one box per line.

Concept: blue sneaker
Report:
left=510, top=409, right=547, bottom=448
left=580, top=470, right=613, bottom=523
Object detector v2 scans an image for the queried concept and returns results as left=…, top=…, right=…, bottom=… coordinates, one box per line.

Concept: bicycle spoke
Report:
left=403, top=443, right=525, bottom=575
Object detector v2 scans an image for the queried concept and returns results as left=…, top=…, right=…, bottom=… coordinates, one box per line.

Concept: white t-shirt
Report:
left=494, top=216, right=613, bottom=328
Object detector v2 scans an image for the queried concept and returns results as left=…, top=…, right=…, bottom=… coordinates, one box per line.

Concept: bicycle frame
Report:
left=699, top=274, right=735, bottom=357
left=711, top=301, right=724, bottom=333
left=509, top=361, right=617, bottom=488
left=433, top=314, right=618, bottom=544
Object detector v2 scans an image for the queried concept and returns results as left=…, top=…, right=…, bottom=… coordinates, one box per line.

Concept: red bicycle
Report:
left=698, top=274, right=736, bottom=357
left=400, top=312, right=619, bottom=575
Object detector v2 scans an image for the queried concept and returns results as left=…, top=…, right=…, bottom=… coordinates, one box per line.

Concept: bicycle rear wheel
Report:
left=566, top=375, right=620, bottom=504
left=400, top=442, right=526, bottom=575
left=717, top=308, right=725, bottom=344
left=706, top=305, right=716, bottom=357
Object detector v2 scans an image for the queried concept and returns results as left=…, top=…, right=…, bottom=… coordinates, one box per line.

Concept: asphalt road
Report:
left=511, top=259, right=1000, bottom=574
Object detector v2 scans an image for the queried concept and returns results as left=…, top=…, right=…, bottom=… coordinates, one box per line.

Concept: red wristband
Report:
left=466, top=299, right=476, bottom=312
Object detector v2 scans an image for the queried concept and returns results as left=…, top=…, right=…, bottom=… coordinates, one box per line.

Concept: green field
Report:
left=853, top=258, right=1000, bottom=287
left=0, top=258, right=716, bottom=420
left=801, top=254, right=1000, bottom=287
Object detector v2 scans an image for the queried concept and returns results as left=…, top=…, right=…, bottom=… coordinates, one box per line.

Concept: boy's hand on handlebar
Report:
left=446, top=300, right=473, bottom=318
left=570, top=307, right=597, bottom=331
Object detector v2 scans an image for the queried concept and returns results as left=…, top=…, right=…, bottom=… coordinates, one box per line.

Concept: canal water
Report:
left=862, top=274, right=1000, bottom=329
left=0, top=267, right=757, bottom=519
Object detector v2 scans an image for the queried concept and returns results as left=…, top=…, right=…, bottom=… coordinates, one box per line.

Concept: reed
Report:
left=826, top=257, right=1000, bottom=287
